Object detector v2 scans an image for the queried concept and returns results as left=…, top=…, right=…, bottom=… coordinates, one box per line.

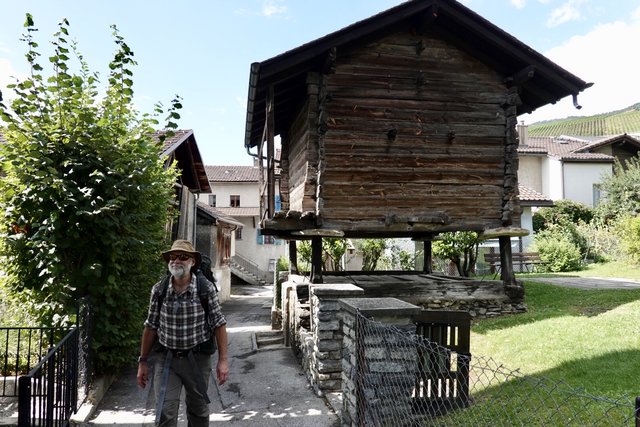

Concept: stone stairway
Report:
left=229, top=260, right=268, bottom=286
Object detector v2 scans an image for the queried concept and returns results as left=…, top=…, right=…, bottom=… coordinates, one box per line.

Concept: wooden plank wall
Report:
left=313, top=32, right=512, bottom=233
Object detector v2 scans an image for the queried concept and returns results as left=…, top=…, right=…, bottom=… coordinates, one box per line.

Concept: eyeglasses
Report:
left=168, top=254, right=192, bottom=262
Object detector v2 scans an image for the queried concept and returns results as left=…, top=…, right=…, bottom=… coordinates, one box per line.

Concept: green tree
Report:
left=432, top=232, right=479, bottom=277
left=0, top=15, right=180, bottom=374
left=594, top=157, right=640, bottom=224
left=358, top=239, right=388, bottom=271
left=323, top=238, right=348, bottom=271
left=295, top=238, right=348, bottom=272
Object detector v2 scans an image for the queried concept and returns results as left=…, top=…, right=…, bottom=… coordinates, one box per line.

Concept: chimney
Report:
left=517, top=121, right=529, bottom=147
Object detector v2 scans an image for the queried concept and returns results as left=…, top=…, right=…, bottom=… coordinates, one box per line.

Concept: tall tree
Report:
left=432, top=232, right=479, bottom=277
left=0, top=15, right=180, bottom=374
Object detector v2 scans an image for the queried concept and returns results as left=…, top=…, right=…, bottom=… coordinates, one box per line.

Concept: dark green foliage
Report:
left=533, top=199, right=593, bottom=232
left=0, top=16, right=179, bottom=374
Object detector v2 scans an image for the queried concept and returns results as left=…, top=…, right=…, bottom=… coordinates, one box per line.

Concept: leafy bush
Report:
left=533, top=229, right=583, bottom=272
left=575, top=221, right=620, bottom=263
left=594, top=157, right=640, bottom=224
left=0, top=16, right=179, bottom=374
left=616, top=215, right=640, bottom=265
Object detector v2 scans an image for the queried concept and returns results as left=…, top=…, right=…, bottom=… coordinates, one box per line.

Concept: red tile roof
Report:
left=520, top=135, right=615, bottom=161
left=517, top=184, right=553, bottom=206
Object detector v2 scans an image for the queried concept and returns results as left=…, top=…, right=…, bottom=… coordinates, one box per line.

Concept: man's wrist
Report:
left=138, top=356, right=148, bottom=364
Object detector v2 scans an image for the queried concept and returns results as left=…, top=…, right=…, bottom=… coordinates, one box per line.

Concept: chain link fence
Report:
left=353, top=311, right=639, bottom=426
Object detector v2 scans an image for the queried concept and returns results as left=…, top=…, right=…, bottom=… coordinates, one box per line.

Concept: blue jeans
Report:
left=153, top=351, right=212, bottom=427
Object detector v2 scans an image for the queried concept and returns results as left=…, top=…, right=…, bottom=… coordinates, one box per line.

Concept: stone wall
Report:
left=280, top=274, right=526, bottom=404
left=339, top=298, right=421, bottom=427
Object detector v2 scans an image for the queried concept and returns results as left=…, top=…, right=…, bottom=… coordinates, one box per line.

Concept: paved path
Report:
left=523, top=276, right=640, bottom=290
left=84, top=284, right=340, bottom=426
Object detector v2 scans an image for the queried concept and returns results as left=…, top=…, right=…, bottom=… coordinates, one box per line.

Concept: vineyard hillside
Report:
left=528, top=103, right=640, bottom=137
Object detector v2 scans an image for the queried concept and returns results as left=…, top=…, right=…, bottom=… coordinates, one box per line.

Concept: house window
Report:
left=230, top=195, right=240, bottom=207
left=235, top=228, right=242, bottom=240
left=208, top=194, right=216, bottom=207
left=593, top=184, right=602, bottom=207
left=256, top=229, right=276, bottom=245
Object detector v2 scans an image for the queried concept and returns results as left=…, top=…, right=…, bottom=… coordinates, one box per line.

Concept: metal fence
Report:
left=1, top=327, right=67, bottom=397
left=354, top=312, right=639, bottom=426
left=18, top=327, right=79, bottom=427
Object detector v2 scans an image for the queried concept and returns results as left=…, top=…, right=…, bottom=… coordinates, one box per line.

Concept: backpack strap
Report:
left=156, top=273, right=171, bottom=312
left=196, top=271, right=212, bottom=321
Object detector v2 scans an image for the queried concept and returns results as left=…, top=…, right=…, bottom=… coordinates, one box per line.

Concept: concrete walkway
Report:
left=81, top=284, right=340, bottom=426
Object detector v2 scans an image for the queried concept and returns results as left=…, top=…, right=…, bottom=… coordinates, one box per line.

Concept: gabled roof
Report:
left=519, top=135, right=617, bottom=162
left=573, top=133, right=640, bottom=154
left=205, top=165, right=260, bottom=182
left=155, top=129, right=211, bottom=193
left=197, top=201, right=244, bottom=228
left=518, top=184, right=553, bottom=207
left=245, top=0, right=591, bottom=149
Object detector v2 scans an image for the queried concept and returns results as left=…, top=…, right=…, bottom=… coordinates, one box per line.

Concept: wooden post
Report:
left=310, top=237, right=323, bottom=284
left=266, top=85, right=275, bottom=218
left=289, top=240, right=299, bottom=274
left=423, top=241, right=432, bottom=273
left=499, top=236, right=514, bottom=284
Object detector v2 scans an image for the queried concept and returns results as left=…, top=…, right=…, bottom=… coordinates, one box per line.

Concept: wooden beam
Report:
left=498, top=236, right=515, bottom=285
left=311, top=237, right=323, bottom=284
left=504, top=65, right=535, bottom=88
left=267, top=85, right=275, bottom=217
left=423, top=241, right=432, bottom=274
left=289, top=240, right=299, bottom=275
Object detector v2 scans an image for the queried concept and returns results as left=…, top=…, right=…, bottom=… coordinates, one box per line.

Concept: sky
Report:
left=1, top=0, right=639, bottom=166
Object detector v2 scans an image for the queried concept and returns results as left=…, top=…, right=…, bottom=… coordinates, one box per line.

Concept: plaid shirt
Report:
left=144, top=274, right=226, bottom=350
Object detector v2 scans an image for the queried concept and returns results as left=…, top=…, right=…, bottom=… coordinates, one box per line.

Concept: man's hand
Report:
left=137, top=363, right=149, bottom=389
left=216, top=358, right=229, bottom=385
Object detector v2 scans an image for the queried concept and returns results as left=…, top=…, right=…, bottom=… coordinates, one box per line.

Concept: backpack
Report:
left=199, top=255, right=218, bottom=292
left=155, top=269, right=218, bottom=353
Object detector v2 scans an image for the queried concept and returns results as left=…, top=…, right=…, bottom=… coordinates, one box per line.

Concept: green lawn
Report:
left=453, top=270, right=640, bottom=425
left=522, top=260, right=640, bottom=281
left=472, top=281, right=640, bottom=397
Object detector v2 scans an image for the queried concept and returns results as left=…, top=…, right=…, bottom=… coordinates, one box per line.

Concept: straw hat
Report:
left=161, top=239, right=202, bottom=267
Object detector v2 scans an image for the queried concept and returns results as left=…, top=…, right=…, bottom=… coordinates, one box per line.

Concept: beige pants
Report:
left=153, top=352, right=212, bottom=427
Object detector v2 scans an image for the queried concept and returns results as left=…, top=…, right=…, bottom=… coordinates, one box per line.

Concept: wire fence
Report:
left=354, top=312, right=639, bottom=427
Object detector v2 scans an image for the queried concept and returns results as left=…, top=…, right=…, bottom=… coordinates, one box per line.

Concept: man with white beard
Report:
left=136, top=239, right=228, bottom=427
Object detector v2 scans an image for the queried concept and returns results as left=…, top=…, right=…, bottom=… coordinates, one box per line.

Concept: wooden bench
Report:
left=483, top=252, right=545, bottom=274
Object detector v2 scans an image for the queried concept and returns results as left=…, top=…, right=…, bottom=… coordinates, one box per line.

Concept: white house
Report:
left=198, top=165, right=287, bottom=284
left=518, top=124, right=640, bottom=208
